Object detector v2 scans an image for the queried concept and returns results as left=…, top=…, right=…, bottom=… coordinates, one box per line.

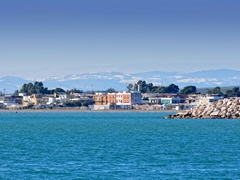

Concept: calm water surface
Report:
left=0, top=111, right=240, bottom=179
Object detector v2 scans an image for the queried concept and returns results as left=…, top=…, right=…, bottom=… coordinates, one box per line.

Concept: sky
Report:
left=0, top=0, right=240, bottom=78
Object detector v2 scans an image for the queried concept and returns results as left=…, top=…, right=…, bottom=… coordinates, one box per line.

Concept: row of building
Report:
left=93, top=91, right=142, bottom=110
left=0, top=90, right=224, bottom=110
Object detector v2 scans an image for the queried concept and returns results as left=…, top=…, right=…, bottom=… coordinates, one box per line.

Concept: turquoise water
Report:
left=0, top=112, right=240, bottom=179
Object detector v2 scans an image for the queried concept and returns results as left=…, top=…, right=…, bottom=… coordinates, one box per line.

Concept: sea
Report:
left=0, top=111, right=240, bottom=179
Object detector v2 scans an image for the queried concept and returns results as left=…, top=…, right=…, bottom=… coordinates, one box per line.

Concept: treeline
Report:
left=14, top=81, right=82, bottom=96
left=14, top=80, right=240, bottom=98
left=133, top=81, right=180, bottom=93
left=126, top=80, right=196, bottom=94
left=207, top=86, right=240, bottom=98
left=126, top=80, right=240, bottom=97
left=63, top=101, right=89, bottom=107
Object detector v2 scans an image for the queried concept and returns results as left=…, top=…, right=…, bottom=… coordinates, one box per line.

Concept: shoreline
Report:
left=0, top=108, right=182, bottom=113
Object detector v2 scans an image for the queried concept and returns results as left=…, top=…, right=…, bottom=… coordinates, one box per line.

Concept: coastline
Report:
left=0, top=108, right=182, bottom=113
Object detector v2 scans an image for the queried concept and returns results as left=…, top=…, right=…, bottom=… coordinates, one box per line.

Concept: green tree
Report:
left=180, top=85, right=197, bottom=94
left=154, top=86, right=166, bottom=93
left=82, top=102, right=89, bottom=107
left=207, top=86, right=222, bottom=95
left=34, top=81, right=43, bottom=88
left=63, top=101, right=82, bottom=107
left=20, top=83, right=31, bottom=95
left=106, top=88, right=116, bottom=93
left=42, top=87, right=50, bottom=94
left=54, top=88, right=66, bottom=94
left=19, top=81, right=72, bottom=95
left=34, top=81, right=44, bottom=94
left=166, top=84, right=179, bottom=93
left=66, top=88, right=83, bottom=94
left=225, top=87, right=240, bottom=97
left=233, top=87, right=240, bottom=93
left=20, top=83, right=28, bottom=94
left=133, top=80, right=181, bottom=94
left=134, top=80, right=148, bottom=93
left=13, top=90, right=19, bottom=96
left=147, top=83, right=154, bottom=92
left=127, top=83, right=133, bottom=91
left=20, top=82, right=35, bottom=95
left=19, top=81, right=51, bottom=95
left=28, top=83, right=36, bottom=95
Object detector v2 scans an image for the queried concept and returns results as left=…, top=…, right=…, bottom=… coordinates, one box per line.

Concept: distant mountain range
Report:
left=1, top=69, right=240, bottom=94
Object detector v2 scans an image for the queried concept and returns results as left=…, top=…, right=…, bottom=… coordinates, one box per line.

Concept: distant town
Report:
left=0, top=80, right=240, bottom=111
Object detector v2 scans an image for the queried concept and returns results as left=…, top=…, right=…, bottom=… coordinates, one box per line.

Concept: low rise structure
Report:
left=149, top=97, right=161, bottom=104
left=115, top=91, right=141, bottom=109
left=199, top=94, right=224, bottom=104
left=185, top=94, right=200, bottom=104
left=0, top=95, right=23, bottom=108
left=94, top=93, right=108, bottom=105
left=54, top=92, right=68, bottom=104
left=107, top=93, right=116, bottom=105
left=161, top=97, right=181, bottom=104
left=93, top=92, right=109, bottom=110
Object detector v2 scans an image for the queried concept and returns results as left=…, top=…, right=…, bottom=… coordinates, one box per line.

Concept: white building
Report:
left=55, top=92, right=68, bottom=103
left=161, top=97, right=181, bottom=104
left=0, top=95, right=23, bottom=108
left=114, top=91, right=141, bottom=109
left=199, top=95, right=223, bottom=104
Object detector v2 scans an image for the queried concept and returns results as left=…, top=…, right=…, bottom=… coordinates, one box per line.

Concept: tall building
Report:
left=93, top=93, right=108, bottom=105
left=107, top=93, right=116, bottom=105
left=108, top=91, right=141, bottom=109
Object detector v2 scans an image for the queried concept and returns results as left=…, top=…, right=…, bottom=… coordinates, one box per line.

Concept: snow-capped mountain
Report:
left=1, top=69, right=240, bottom=94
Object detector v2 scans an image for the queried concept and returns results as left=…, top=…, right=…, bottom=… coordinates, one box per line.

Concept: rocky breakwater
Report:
left=166, top=97, right=240, bottom=119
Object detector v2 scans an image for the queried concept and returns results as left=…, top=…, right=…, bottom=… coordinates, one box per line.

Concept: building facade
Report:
left=107, top=93, right=116, bottom=105
left=107, top=91, right=141, bottom=109
left=94, top=93, right=108, bottom=105
left=160, top=97, right=181, bottom=104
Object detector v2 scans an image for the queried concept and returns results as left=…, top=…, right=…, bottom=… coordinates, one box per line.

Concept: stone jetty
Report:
left=166, top=97, right=240, bottom=119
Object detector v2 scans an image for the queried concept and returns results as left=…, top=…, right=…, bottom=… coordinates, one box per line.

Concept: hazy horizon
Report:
left=1, top=68, right=240, bottom=79
left=1, top=68, right=240, bottom=94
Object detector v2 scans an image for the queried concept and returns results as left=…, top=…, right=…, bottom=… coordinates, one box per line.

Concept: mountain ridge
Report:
left=0, top=69, right=240, bottom=94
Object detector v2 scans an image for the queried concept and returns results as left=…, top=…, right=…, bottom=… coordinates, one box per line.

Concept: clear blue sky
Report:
left=0, top=0, right=239, bottom=78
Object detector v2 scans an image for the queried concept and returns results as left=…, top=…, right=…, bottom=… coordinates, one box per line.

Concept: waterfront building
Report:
left=107, top=93, right=116, bottom=105
left=199, top=94, right=223, bottom=104
left=93, top=93, right=108, bottom=105
left=0, top=95, right=23, bottom=108
left=148, top=97, right=162, bottom=104
left=160, top=97, right=181, bottom=104
left=185, top=94, right=201, bottom=104
left=93, top=92, right=109, bottom=110
left=108, top=91, right=141, bottom=109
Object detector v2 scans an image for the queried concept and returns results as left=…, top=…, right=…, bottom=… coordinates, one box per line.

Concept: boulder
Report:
left=219, top=111, right=227, bottom=116
left=210, top=111, right=220, bottom=116
left=166, top=97, right=240, bottom=119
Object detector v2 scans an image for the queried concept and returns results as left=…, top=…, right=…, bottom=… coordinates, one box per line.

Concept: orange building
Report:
left=107, top=93, right=116, bottom=105
left=107, top=91, right=141, bottom=106
left=94, top=93, right=108, bottom=105
left=122, top=93, right=131, bottom=104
